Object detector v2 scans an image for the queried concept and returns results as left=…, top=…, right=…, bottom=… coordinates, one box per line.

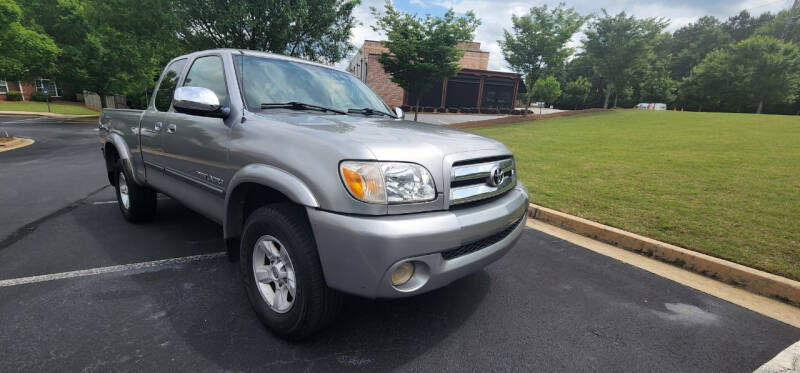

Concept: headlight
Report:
left=340, top=161, right=436, bottom=204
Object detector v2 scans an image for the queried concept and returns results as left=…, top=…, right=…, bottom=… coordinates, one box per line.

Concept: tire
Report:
left=114, top=159, right=157, bottom=223
left=240, top=203, right=342, bottom=340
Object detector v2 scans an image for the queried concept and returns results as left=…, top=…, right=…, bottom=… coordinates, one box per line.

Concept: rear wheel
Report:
left=240, top=203, right=341, bottom=340
left=115, top=160, right=157, bottom=223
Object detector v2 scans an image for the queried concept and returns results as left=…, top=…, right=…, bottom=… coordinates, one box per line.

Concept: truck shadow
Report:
left=86, top=196, right=491, bottom=371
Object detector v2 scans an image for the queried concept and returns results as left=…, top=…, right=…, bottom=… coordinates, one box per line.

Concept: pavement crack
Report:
left=0, top=185, right=110, bottom=251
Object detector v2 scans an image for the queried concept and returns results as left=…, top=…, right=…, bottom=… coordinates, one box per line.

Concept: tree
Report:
left=723, top=10, right=776, bottom=42
left=18, top=0, right=184, bottom=106
left=0, top=0, right=59, bottom=80
left=371, top=1, right=480, bottom=121
left=531, top=75, right=561, bottom=115
left=681, top=36, right=800, bottom=114
left=561, top=76, right=591, bottom=109
left=583, top=10, right=668, bottom=109
left=499, top=3, right=588, bottom=113
left=756, top=8, right=800, bottom=44
left=175, top=0, right=360, bottom=64
left=668, top=16, right=732, bottom=80
left=732, top=36, right=800, bottom=113
left=638, top=54, right=677, bottom=104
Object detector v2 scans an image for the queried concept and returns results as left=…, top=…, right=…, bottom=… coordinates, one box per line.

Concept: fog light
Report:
left=391, top=262, right=415, bottom=286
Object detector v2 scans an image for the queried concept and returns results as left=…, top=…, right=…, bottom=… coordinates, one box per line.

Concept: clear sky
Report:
left=341, top=0, right=794, bottom=71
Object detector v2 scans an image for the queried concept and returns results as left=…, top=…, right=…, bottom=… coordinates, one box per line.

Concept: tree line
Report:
left=1, top=0, right=360, bottom=108
left=502, top=4, right=800, bottom=114
left=2, top=0, right=798, bottom=114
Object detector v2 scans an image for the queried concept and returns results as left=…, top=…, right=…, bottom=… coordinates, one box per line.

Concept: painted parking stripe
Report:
left=92, top=197, right=169, bottom=205
left=1, top=118, right=53, bottom=125
left=92, top=200, right=118, bottom=205
left=754, top=340, right=800, bottom=372
left=0, top=252, right=226, bottom=287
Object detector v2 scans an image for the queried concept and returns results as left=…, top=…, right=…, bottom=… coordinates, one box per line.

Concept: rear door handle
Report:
left=154, top=122, right=162, bottom=131
left=166, top=124, right=177, bottom=134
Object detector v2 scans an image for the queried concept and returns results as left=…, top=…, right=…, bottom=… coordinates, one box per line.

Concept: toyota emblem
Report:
left=487, top=167, right=505, bottom=187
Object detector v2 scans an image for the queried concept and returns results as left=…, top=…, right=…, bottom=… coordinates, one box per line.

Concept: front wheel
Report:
left=240, top=203, right=342, bottom=340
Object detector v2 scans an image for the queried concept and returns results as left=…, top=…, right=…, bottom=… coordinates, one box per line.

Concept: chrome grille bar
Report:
left=452, top=158, right=514, bottom=182
left=450, top=157, right=515, bottom=205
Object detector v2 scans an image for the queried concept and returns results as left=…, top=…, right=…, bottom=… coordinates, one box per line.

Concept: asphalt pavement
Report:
left=0, top=116, right=107, bottom=240
left=1, top=118, right=798, bottom=372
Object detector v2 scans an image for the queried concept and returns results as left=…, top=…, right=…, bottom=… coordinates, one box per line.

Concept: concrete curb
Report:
left=527, top=203, right=800, bottom=307
left=0, top=111, right=97, bottom=119
left=0, top=137, right=35, bottom=152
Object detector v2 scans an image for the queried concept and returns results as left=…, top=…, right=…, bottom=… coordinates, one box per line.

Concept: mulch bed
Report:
left=446, top=108, right=612, bottom=129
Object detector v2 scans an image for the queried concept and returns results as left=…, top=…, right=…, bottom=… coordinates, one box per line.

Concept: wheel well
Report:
left=104, top=144, right=120, bottom=186
left=225, top=183, right=293, bottom=253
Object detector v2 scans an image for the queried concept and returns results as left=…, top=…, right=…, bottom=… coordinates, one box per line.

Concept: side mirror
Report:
left=393, top=107, right=404, bottom=120
left=173, top=86, right=228, bottom=118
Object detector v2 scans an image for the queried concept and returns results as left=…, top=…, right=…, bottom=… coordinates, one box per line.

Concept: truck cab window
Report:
left=154, top=59, right=187, bottom=112
left=183, top=55, right=229, bottom=108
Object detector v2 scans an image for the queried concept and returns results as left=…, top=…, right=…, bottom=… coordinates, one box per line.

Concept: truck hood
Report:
left=253, top=112, right=509, bottom=160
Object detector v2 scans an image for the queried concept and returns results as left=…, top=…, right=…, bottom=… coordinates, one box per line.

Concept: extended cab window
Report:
left=184, top=55, right=229, bottom=107
left=154, top=59, right=187, bottom=112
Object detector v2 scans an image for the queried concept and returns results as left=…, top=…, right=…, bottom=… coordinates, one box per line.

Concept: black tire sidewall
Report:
left=114, top=162, right=133, bottom=219
left=114, top=159, right=156, bottom=222
left=240, top=206, right=317, bottom=337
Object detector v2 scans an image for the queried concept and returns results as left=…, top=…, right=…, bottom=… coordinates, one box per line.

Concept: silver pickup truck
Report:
left=99, top=49, right=529, bottom=339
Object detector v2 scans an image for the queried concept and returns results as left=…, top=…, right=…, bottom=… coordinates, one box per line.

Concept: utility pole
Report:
left=783, top=0, right=799, bottom=42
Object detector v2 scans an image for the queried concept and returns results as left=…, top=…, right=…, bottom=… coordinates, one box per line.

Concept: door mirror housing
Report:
left=173, top=86, right=229, bottom=118
left=393, top=107, right=404, bottom=120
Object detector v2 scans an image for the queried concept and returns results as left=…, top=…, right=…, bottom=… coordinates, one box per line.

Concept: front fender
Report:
left=223, top=164, right=319, bottom=239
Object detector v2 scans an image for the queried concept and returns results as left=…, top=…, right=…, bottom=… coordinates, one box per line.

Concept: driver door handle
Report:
left=154, top=122, right=162, bottom=131
left=166, top=124, right=177, bottom=134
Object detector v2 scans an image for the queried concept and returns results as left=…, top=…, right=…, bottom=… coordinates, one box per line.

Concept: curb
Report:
left=447, top=108, right=611, bottom=129
left=527, top=203, right=800, bottom=307
left=0, top=137, right=35, bottom=152
left=0, top=111, right=97, bottom=119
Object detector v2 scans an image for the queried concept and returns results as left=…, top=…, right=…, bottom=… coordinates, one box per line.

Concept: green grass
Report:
left=473, top=110, right=800, bottom=280
left=0, top=101, right=98, bottom=115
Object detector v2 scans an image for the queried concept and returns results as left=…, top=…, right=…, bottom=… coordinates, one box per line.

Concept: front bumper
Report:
left=307, top=183, right=529, bottom=298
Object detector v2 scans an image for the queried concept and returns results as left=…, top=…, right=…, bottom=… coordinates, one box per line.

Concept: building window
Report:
left=35, top=78, right=61, bottom=97
left=0, top=79, right=7, bottom=94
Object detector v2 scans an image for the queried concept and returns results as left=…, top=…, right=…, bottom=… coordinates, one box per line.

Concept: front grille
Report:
left=441, top=215, right=524, bottom=260
left=449, top=156, right=515, bottom=205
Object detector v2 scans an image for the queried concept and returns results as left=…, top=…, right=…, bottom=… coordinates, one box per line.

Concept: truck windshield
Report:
left=234, top=55, right=392, bottom=116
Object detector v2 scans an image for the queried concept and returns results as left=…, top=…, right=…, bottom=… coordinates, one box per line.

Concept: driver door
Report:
left=159, top=54, right=232, bottom=220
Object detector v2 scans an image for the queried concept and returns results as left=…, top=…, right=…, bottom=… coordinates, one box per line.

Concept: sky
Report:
left=338, top=0, right=794, bottom=71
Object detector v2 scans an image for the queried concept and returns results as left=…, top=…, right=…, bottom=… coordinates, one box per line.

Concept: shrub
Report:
left=31, top=91, right=50, bottom=102
left=5, top=91, right=23, bottom=101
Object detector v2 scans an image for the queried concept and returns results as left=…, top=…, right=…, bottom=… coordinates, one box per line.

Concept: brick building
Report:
left=347, top=41, right=524, bottom=111
left=0, top=78, right=62, bottom=101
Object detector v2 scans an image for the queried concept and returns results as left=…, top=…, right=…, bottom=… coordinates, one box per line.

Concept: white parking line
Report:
left=92, top=200, right=118, bottom=205
left=754, top=340, right=800, bottom=372
left=92, top=196, right=169, bottom=205
left=1, top=118, right=51, bottom=125
left=0, top=252, right=226, bottom=287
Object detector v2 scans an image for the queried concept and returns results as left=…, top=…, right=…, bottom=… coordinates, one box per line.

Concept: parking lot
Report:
left=1, top=117, right=799, bottom=372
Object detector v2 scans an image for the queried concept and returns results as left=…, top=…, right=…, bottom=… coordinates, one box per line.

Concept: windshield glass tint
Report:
left=235, top=55, right=390, bottom=114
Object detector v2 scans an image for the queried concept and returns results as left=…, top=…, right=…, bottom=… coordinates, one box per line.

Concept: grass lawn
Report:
left=472, top=110, right=800, bottom=280
left=0, top=101, right=98, bottom=115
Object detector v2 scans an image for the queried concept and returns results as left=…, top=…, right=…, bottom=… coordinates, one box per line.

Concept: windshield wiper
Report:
left=260, top=102, right=346, bottom=115
left=347, top=107, right=395, bottom=117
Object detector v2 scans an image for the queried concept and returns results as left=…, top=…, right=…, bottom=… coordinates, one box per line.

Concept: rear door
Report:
left=159, top=54, right=232, bottom=218
left=140, top=58, right=188, bottom=188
